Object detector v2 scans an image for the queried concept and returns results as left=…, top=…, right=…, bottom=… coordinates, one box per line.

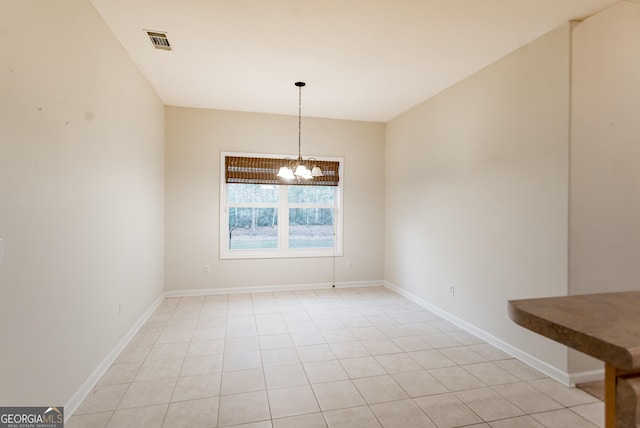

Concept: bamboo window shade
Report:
left=225, top=156, right=340, bottom=186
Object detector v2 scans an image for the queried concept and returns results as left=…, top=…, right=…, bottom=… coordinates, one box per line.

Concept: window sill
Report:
left=220, top=248, right=343, bottom=260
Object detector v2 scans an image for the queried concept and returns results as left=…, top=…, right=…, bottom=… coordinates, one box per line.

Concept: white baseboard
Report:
left=570, top=368, right=604, bottom=385
left=64, top=293, right=165, bottom=422
left=165, top=280, right=385, bottom=297
left=383, top=281, right=575, bottom=386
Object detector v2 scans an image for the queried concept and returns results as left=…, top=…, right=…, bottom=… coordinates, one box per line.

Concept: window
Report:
left=220, top=153, right=343, bottom=259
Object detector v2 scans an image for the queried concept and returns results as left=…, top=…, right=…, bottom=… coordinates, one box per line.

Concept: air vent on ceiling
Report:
left=145, top=30, right=171, bottom=51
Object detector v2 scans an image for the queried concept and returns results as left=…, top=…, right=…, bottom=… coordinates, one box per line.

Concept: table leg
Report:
left=605, top=363, right=617, bottom=428
left=604, top=364, right=640, bottom=428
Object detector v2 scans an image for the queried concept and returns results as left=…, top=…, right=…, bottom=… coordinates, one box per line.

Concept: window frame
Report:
left=220, top=151, right=344, bottom=260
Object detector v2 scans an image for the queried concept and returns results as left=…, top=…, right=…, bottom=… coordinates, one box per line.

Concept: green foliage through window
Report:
left=227, top=185, right=335, bottom=250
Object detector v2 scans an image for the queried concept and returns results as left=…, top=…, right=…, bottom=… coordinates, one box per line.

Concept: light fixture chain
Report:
left=298, top=83, right=302, bottom=161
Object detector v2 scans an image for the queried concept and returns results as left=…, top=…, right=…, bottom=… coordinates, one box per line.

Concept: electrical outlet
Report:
left=118, top=300, right=124, bottom=317
left=345, top=260, right=352, bottom=269
left=203, top=264, right=211, bottom=274
left=448, top=284, right=455, bottom=296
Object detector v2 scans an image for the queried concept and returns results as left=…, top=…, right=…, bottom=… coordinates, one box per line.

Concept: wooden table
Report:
left=508, top=291, right=640, bottom=428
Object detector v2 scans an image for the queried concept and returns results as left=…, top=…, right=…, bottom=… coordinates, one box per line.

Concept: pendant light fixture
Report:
left=277, top=82, right=324, bottom=181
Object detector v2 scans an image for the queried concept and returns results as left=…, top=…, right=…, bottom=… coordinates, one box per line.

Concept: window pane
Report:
left=228, top=184, right=279, bottom=204
left=229, top=207, right=278, bottom=250
left=288, top=186, right=335, bottom=205
left=288, top=208, right=334, bottom=249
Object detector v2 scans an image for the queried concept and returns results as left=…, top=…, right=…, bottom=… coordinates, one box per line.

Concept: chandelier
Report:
left=277, top=82, right=324, bottom=180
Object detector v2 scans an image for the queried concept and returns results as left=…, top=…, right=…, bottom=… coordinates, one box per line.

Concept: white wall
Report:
left=385, top=25, right=572, bottom=374
left=0, top=0, right=165, bottom=406
left=5, top=0, right=634, bottom=408
left=165, top=107, right=385, bottom=291
left=569, top=0, right=640, bottom=373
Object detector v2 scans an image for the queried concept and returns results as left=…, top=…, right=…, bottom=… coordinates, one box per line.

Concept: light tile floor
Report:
left=67, top=286, right=603, bottom=428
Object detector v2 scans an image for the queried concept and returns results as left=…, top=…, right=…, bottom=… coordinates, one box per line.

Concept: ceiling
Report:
left=90, top=0, right=619, bottom=122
